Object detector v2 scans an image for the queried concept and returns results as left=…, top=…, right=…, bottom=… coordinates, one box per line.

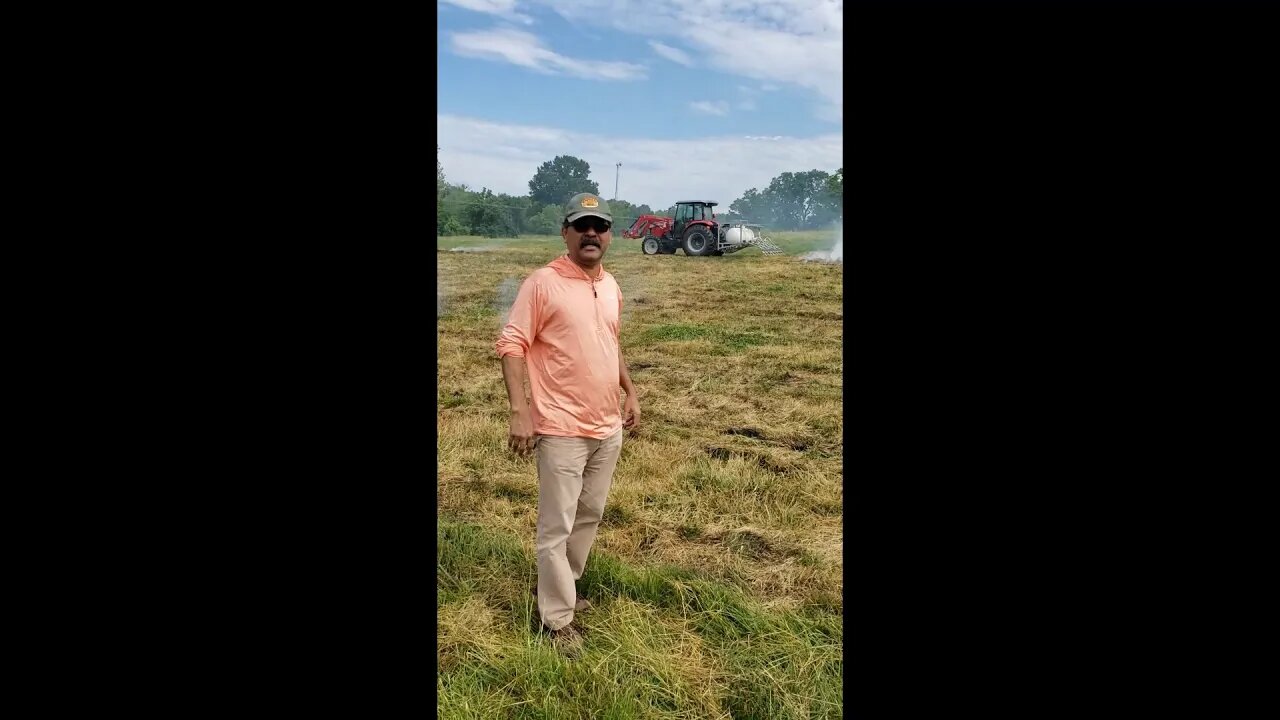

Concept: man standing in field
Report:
left=495, top=192, right=641, bottom=651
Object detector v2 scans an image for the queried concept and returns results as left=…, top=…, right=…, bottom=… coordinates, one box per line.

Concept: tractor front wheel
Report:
left=642, top=236, right=659, bottom=255
left=683, top=226, right=715, bottom=256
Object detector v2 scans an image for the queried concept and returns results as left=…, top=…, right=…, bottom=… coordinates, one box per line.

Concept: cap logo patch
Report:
left=581, top=197, right=599, bottom=208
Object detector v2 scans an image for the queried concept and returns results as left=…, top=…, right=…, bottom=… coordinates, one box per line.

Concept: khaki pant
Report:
left=535, top=430, right=623, bottom=631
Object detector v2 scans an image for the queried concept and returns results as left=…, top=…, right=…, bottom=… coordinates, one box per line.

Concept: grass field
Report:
left=437, top=230, right=843, bottom=719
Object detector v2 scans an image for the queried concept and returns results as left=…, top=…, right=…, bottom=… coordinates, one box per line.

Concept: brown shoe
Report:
left=543, top=621, right=584, bottom=657
left=531, top=585, right=592, bottom=612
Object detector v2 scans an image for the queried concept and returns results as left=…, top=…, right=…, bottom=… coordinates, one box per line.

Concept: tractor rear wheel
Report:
left=683, top=226, right=715, bottom=256
left=642, top=236, right=659, bottom=255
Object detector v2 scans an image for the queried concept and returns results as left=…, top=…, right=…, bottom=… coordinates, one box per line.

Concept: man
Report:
left=495, top=192, right=640, bottom=651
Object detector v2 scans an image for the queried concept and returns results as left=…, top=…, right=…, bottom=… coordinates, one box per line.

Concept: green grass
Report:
left=637, top=323, right=773, bottom=353
left=438, top=519, right=841, bottom=720
left=438, top=228, right=842, bottom=718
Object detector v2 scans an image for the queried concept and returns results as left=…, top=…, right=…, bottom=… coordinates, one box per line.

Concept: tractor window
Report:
left=675, top=204, right=690, bottom=224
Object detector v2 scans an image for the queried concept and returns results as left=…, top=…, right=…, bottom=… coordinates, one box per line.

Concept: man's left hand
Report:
left=623, top=395, right=641, bottom=429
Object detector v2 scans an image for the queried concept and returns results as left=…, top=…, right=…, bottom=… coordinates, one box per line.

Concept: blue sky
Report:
left=438, top=0, right=843, bottom=210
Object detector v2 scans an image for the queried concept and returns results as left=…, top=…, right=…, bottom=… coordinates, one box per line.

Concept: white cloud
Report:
left=528, top=0, right=842, bottom=122
left=689, top=100, right=730, bottom=116
left=734, top=85, right=761, bottom=110
left=439, top=0, right=534, bottom=25
left=684, top=19, right=841, bottom=122
left=450, top=27, right=646, bottom=80
left=438, top=113, right=842, bottom=211
left=648, top=40, right=694, bottom=67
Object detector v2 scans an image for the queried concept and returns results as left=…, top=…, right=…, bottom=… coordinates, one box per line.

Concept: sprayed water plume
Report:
left=449, top=246, right=496, bottom=253
left=495, top=277, right=519, bottom=326
left=802, top=223, right=843, bottom=264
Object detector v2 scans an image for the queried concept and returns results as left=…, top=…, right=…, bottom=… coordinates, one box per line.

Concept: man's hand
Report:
left=509, top=408, right=535, bottom=456
left=623, top=395, right=641, bottom=430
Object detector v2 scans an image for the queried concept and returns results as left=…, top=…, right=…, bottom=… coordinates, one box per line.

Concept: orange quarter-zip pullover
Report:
left=495, top=254, right=624, bottom=439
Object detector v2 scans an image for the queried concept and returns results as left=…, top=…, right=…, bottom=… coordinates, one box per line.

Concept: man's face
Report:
left=562, top=215, right=612, bottom=265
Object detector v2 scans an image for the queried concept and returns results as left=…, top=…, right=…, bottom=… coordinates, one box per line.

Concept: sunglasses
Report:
left=570, top=217, right=611, bottom=234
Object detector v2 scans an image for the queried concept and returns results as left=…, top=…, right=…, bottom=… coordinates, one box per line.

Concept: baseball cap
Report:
left=563, top=192, right=612, bottom=223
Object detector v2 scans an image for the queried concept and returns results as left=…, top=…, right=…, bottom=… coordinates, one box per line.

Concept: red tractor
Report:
left=621, top=200, right=782, bottom=257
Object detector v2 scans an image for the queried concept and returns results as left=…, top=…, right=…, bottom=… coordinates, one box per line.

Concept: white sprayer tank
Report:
left=723, top=226, right=756, bottom=245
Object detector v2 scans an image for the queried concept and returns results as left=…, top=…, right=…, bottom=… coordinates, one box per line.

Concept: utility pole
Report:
left=614, top=162, right=621, bottom=201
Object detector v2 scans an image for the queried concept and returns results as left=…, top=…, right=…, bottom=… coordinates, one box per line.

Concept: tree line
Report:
left=726, top=168, right=843, bottom=229
left=437, top=148, right=842, bottom=237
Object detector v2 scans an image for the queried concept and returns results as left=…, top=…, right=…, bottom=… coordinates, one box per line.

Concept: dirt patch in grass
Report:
left=704, top=446, right=799, bottom=475
left=601, top=504, right=635, bottom=527
left=492, top=481, right=535, bottom=502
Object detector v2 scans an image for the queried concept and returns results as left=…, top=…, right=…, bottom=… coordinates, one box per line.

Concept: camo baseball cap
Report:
left=563, top=192, right=612, bottom=223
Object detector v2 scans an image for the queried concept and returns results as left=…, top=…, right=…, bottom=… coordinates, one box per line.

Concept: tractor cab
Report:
left=672, top=201, right=717, bottom=239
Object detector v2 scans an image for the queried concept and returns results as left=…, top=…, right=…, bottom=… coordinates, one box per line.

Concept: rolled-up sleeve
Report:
left=495, top=277, right=541, bottom=358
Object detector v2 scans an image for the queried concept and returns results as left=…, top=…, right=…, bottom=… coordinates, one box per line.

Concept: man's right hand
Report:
left=508, top=408, right=535, bottom=456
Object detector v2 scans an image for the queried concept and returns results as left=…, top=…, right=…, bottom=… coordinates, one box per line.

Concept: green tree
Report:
left=440, top=216, right=468, bottom=236
left=527, top=203, right=564, bottom=235
left=437, top=145, right=446, bottom=201
left=826, top=167, right=843, bottom=221
left=728, top=170, right=840, bottom=229
left=497, top=193, right=532, bottom=235
left=728, top=188, right=771, bottom=225
left=440, top=184, right=476, bottom=234
left=764, top=170, right=837, bottom=229
left=528, top=155, right=599, bottom=206
left=606, top=199, right=647, bottom=230
left=437, top=146, right=458, bottom=235
left=826, top=167, right=843, bottom=202
left=465, top=188, right=517, bottom=237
